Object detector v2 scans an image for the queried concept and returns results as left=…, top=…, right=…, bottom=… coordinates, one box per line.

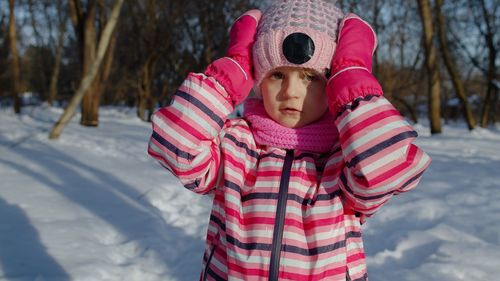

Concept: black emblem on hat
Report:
left=282, top=33, right=315, bottom=64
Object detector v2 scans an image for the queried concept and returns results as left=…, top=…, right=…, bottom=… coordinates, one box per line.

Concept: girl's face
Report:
left=260, top=67, right=328, bottom=128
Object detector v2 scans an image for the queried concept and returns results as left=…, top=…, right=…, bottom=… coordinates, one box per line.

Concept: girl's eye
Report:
left=304, top=74, right=318, bottom=82
left=270, top=72, right=284, bottom=80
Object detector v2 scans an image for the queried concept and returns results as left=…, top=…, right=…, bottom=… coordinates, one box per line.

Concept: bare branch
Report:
left=50, top=0, right=125, bottom=139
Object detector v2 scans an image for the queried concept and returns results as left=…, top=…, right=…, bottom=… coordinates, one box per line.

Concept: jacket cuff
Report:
left=326, top=68, right=383, bottom=114
left=204, top=57, right=252, bottom=105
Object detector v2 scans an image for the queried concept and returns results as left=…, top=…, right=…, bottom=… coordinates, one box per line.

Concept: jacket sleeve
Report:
left=148, top=72, right=234, bottom=194
left=335, top=95, right=431, bottom=217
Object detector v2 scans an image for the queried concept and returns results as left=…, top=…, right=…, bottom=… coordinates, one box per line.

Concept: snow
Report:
left=1, top=105, right=500, bottom=281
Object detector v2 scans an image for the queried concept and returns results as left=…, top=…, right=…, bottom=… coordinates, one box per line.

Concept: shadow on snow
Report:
left=0, top=141, right=204, bottom=280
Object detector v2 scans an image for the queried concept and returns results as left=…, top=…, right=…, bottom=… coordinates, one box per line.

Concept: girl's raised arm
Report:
left=148, top=10, right=261, bottom=194
left=326, top=14, right=431, bottom=216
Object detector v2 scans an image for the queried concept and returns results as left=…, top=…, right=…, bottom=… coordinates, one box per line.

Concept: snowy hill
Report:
left=1, top=105, right=499, bottom=281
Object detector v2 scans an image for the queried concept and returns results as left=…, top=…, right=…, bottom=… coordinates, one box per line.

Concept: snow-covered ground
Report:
left=0, top=105, right=499, bottom=281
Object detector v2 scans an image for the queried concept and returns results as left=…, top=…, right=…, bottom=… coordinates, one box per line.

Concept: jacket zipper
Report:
left=202, top=245, right=216, bottom=281
left=269, top=150, right=294, bottom=281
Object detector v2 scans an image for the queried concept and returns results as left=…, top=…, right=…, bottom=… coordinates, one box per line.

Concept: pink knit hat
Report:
left=253, top=0, right=344, bottom=88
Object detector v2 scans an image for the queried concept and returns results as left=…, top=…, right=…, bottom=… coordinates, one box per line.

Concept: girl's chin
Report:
left=269, top=111, right=317, bottom=128
left=276, top=118, right=307, bottom=129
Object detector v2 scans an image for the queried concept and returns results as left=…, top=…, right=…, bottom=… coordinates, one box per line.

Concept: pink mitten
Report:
left=205, top=10, right=262, bottom=105
left=326, top=13, right=383, bottom=113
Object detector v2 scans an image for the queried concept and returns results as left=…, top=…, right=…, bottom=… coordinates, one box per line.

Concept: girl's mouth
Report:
left=280, top=108, right=301, bottom=114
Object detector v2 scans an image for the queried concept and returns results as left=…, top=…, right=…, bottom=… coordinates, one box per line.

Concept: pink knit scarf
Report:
left=243, top=99, right=339, bottom=153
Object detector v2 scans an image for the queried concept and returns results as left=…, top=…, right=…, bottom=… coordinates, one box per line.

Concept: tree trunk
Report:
left=147, top=96, right=157, bottom=122
left=478, top=0, right=498, bottom=128
left=28, top=0, right=50, bottom=100
left=81, top=33, right=116, bottom=125
left=491, top=87, right=499, bottom=124
left=137, top=54, right=158, bottom=121
left=49, top=0, right=125, bottom=139
left=8, top=0, right=21, bottom=114
left=481, top=83, right=497, bottom=127
left=436, top=0, right=476, bottom=130
left=418, top=0, right=442, bottom=134
left=48, top=20, right=67, bottom=106
left=79, top=1, right=99, bottom=126
left=98, top=32, right=117, bottom=103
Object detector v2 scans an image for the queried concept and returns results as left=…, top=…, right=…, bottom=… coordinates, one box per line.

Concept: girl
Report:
left=148, top=0, right=431, bottom=280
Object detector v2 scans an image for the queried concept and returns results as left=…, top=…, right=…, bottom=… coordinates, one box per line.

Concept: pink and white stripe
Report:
left=148, top=73, right=431, bottom=280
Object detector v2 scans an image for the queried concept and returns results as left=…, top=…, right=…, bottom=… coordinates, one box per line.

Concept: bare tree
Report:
left=124, top=1, right=171, bottom=121
left=111, top=0, right=254, bottom=121
left=449, top=0, right=500, bottom=127
left=137, top=53, right=158, bottom=121
left=1, top=8, right=9, bottom=100
left=180, top=0, right=253, bottom=71
left=26, top=0, right=49, bottom=99
left=436, top=0, right=476, bottom=130
left=49, top=0, right=124, bottom=139
left=8, top=0, right=21, bottom=114
left=68, top=0, right=118, bottom=126
left=418, top=0, right=442, bottom=134
left=47, top=0, right=67, bottom=106
left=473, top=0, right=499, bottom=127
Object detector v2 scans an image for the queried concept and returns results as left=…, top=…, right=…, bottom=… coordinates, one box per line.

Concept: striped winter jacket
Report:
left=148, top=72, right=431, bottom=281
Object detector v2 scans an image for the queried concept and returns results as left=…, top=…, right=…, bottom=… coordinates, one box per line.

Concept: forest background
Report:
left=0, top=0, right=499, bottom=136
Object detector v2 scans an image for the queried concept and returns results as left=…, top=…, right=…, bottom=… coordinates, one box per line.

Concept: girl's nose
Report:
left=281, top=76, right=304, bottom=99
